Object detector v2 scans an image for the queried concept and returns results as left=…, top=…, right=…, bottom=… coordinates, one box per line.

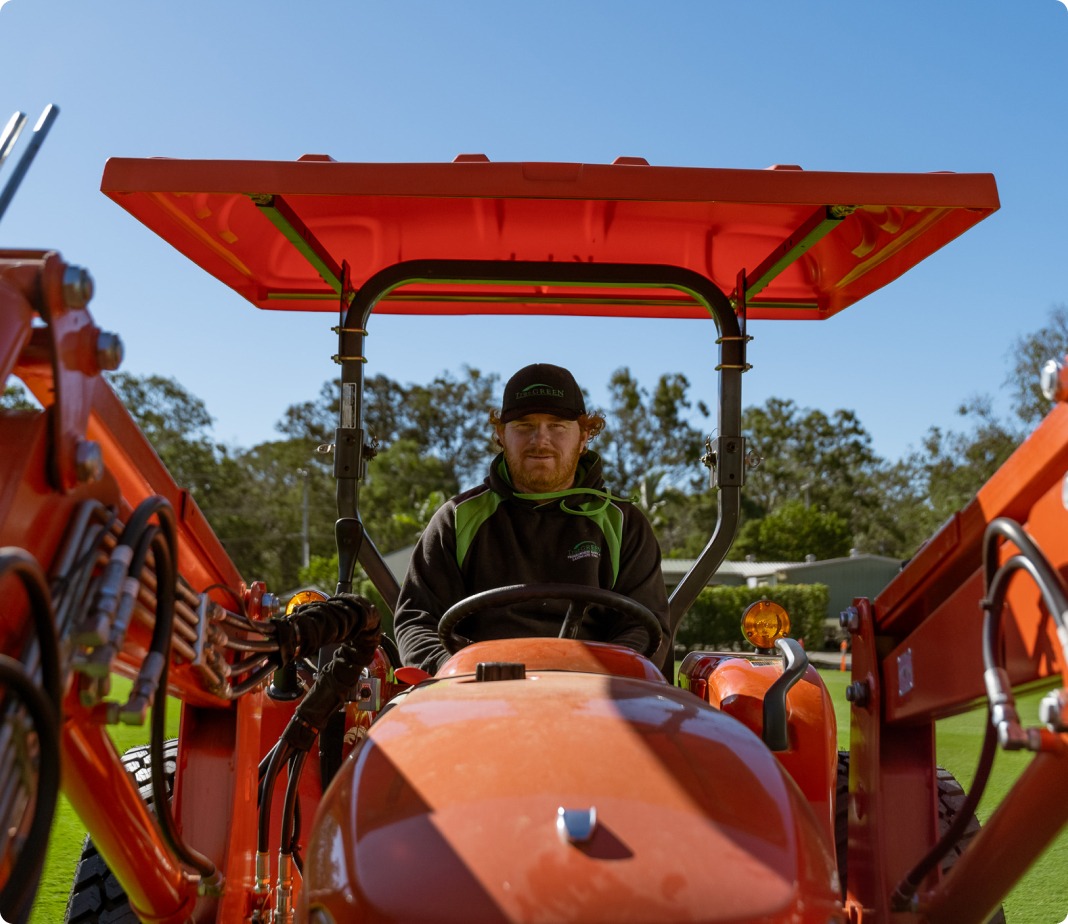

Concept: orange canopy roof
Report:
left=100, top=155, right=998, bottom=321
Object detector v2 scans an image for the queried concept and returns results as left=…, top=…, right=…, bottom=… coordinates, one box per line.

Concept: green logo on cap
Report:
left=518, top=383, right=564, bottom=399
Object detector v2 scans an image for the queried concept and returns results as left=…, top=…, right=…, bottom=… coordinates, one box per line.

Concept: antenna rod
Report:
left=0, top=112, right=27, bottom=175
left=0, top=104, right=59, bottom=224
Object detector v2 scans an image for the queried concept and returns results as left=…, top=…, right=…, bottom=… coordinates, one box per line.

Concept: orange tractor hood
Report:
left=301, top=648, right=841, bottom=923
left=100, top=156, right=998, bottom=321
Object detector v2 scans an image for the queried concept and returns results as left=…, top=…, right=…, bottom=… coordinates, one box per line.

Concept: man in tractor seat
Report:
left=394, top=363, right=671, bottom=674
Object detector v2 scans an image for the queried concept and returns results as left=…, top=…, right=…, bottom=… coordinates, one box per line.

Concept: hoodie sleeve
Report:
left=606, top=506, right=671, bottom=671
left=394, top=503, right=468, bottom=674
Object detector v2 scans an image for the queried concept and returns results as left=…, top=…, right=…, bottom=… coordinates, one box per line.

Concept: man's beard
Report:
left=504, top=442, right=584, bottom=493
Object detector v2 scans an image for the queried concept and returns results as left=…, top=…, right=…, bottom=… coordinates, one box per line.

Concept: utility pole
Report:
left=298, top=468, right=310, bottom=568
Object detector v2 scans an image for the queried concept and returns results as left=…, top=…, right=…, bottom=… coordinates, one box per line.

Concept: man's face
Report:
left=497, top=413, right=587, bottom=494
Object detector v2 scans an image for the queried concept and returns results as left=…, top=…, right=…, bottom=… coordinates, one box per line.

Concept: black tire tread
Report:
left=63, top=740, right=178, bottom=924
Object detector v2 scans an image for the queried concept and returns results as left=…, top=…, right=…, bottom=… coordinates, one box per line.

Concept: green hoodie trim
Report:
left=454, top=490, right=504, bottom=569
left=584, top=498, right=624, bottom=586
left=485, top=454, right=628, bottom=584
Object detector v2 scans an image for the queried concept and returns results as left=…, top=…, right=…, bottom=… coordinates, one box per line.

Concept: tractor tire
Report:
left=63, top=740, right=178, bottom=924
left=835, top=750, right=1007, bottom=922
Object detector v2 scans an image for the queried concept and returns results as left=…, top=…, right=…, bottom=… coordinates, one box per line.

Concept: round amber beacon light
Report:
left=285, top=588, right=328, bottom=615
left=741, top=599, right=791, bottom=650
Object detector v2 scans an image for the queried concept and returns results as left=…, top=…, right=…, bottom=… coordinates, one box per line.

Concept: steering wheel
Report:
left=437, top=582, right=663, bottom=658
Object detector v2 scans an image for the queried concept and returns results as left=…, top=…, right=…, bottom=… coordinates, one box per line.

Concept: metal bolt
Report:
left=845, top=680, right=870, bottom=708
left=1039, top=689, right=1068, bottom=731
left=745, top=449, right=764, bottom=469
left=839, top=606, right=860, bottom=632
left=260, top=591, right=281, bottom=618
left=62, top=264, right=94, bottom=308
left=96, top=330, right=124, bottom=371
left=1041, top=358, right=1065, bottom=402
left=74, top=440, right=103, bottom=483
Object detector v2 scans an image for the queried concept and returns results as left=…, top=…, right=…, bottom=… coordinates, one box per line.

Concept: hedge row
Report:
left=675, top=583, right=830, bottom=652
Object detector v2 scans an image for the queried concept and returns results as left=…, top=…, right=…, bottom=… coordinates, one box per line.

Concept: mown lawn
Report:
left=30, top=670, right=1068, bottom=922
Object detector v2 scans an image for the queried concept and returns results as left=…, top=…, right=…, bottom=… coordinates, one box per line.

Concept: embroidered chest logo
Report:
left=567, top=540, right=601, bottom=563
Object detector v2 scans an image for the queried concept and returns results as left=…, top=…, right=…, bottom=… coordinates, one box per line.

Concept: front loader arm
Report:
left=0, top=249, right=260, bottom=922
left=843, top=388, right=1068, bottom=922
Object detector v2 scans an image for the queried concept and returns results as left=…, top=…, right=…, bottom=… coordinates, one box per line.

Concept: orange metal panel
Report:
left=436, top=636, right=667, bottom=682
left=877, top=403, right=1068, bottom=721
left=301, top=667, right=843, bottom=923
left=844, top=598, right=938, bottom=921
left=679, top=652, right=838, bottom=856
left=101, top=157, right=998, bottom=321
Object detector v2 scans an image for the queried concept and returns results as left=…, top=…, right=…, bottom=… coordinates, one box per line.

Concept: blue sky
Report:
left=2, top=1, right=1067, bottom=465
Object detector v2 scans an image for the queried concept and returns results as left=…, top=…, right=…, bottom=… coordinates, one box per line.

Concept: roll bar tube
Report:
left=337, top=260, right=746, bottom=635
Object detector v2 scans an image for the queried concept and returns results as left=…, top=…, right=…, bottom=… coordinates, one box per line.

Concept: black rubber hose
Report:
left=982, top=518, right=1068, bottom=636
left=283, top=631, right=381, bottom=749
left=0, top=549, right=61, bottom=714
left=230, top=661, right=276, bottom=698
left=271, top=593, right=375, bottom=667
left=0, top=550, right=61, bottom=923
left=258, top=739, right=294, bottom=854
left=280, top=749, right=307, bottom=857
left=136, top=509, right=217, bottom=878
left=0, top=654, right=61, bottom=924
left=259, top=595, right=380, bottom=853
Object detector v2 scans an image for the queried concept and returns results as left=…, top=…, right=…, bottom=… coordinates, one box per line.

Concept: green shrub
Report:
left=675, top=583, right=829, bottom=651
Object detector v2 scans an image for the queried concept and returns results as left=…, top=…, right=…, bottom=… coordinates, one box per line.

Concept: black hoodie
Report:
left=394, top=450, right=670, bottom=674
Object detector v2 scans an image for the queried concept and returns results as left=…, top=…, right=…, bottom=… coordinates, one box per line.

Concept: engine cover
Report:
left=300, top=641, right=842, bottom=923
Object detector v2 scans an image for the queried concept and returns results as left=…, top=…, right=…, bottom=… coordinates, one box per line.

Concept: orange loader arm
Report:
left=843, top=381, right=1068, bottom=922
left=0, top=249, right=260, bottom=923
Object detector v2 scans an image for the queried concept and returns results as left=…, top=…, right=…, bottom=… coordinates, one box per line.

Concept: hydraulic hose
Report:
left=280, top=749, right=307, bottom=854
left=0, top=654, right=61, bottom=924
left=982, top=517, right=1068, bottom=665
left=0, top=549, right=60, bottom=924
left=0, top=548, right=61, bottom=713
left=257, top=594, right=381, bottom=861
left=118, top=498, right=219, bottom=880
left=258, top=738, right=294, bottom=854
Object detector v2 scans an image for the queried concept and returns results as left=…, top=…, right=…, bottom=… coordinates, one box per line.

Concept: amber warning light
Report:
left=741, top=599, right=791, bottom=650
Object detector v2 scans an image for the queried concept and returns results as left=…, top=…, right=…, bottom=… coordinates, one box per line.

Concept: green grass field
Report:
left=28, top=671, right=1068, bottom=922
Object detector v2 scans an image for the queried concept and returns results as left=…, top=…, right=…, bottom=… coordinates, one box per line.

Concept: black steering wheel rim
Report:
left=437, top=582, right=662, bottom=658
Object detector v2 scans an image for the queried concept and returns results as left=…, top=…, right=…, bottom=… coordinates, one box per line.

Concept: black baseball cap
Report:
left=500, top=363, right=586, bottom=423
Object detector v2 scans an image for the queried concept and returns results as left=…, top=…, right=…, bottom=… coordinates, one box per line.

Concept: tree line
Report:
left=4, top=306, right=1064, bottom=595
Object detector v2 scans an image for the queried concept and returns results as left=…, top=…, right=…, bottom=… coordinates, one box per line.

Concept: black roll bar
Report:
left=336, top=260, right=746, bottom=645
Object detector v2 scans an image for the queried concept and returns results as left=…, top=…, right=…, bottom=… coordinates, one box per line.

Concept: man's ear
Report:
left=493, top=425, right=505, bottom=448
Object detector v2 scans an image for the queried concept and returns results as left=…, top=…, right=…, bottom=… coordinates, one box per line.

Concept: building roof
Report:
left=386, top=547, right=900, bottom=585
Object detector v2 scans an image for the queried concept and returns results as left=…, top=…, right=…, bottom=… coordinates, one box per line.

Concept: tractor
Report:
left=2, top=109, right=1065, bottom=923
